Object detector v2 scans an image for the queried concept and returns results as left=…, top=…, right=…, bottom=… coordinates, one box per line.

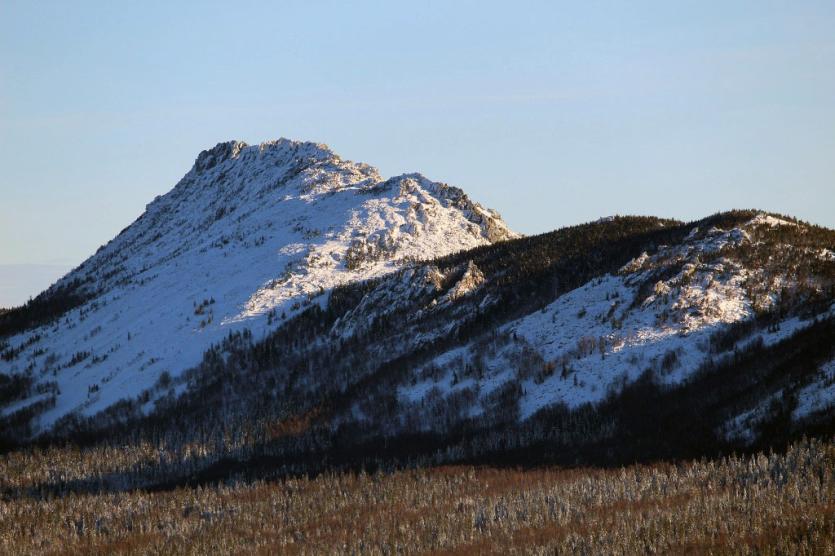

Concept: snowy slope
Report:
left=722, top=355, right=835, bottom=444
left=393, top=215, right=835, bottom=429
left=794, top=358, right=835, bottom=421
left=0, top=139, right=516, bottom=431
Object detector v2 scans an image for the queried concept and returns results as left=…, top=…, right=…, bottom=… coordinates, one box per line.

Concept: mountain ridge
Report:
left=0, top=141, right=833, bottom=479
left=15, top=209, right=828, bottom=475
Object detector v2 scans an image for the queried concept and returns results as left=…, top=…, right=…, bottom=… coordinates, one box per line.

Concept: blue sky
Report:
left=1, top=1, right=834, bottom=289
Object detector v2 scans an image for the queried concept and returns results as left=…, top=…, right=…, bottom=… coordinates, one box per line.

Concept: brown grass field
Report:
left=0, top=438, right=832, bottom=554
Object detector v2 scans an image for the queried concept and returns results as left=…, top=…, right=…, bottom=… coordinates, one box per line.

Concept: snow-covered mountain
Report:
left=1, top=140, right=833, bottom=471
left=0, top=138, right=516, bottom=431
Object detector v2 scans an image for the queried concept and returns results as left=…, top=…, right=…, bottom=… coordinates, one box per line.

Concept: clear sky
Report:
left=2, top=1, right=834, bottom=279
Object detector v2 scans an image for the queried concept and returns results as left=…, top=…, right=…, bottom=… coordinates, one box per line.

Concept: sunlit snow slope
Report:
left=0, top=139, right=516, bottom=430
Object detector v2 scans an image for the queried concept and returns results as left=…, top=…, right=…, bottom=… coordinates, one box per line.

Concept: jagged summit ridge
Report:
left=193, top=140, right=248, bottom=173
left=190, top=139, right=351, bottom=179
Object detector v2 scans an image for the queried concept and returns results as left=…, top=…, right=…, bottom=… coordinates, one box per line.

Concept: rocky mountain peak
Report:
left=0, top=137, right=517, bottom=431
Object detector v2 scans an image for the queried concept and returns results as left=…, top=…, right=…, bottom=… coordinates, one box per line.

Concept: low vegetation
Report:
left=0, top=277, right=88, bottom=339
left=0, top=438, right=831, bottom=554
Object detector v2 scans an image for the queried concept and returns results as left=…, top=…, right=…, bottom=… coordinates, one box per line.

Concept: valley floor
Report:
left=0, top=438, right=832, bottom=554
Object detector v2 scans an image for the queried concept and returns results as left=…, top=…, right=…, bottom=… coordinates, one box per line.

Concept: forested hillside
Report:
left=2, top=209, right=831, bottom=488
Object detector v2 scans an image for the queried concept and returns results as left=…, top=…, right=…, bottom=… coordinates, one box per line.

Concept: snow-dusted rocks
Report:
left=444, top=261, right=485, bottom=303
left=330, top=259, right=486, bottom=341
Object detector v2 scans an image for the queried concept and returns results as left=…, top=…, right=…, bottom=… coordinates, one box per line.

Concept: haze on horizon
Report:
left=2, top=1, right=835, bottom=306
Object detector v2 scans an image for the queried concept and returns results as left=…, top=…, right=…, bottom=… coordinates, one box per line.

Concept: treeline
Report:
left=0, top=277, right=88, bottom=339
